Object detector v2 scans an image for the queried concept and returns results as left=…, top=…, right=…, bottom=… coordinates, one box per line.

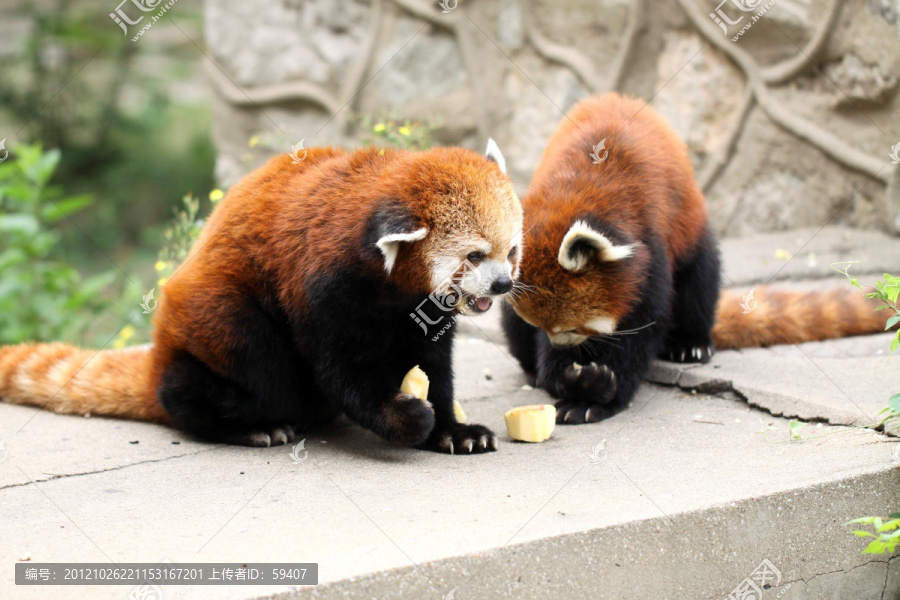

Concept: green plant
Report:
left=833, top=262, right=900, bottom=554
left=847, top=515, right=900, bottom=554
left=0, top=144, right=115, bottom=344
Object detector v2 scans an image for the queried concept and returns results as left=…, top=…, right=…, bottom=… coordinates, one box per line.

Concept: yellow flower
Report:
left=248, top=136, right=260, bottom=147
left=373, top=123, right=386, bottom=133
left=158, top=277, right=168, bottom=286
left=113, top=339, right=126, bottom=349
left=398, top=126, right=411, bottom=137
left=119, top=325, right=135, bottom=342
left=209, top=189, right=224, bottom=202
left=154, top=260, right=166, bottom=271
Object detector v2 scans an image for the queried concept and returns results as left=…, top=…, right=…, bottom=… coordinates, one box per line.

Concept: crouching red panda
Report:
left=502, top=93, right=889, bottom=425
left=0, top=141, right=522, bottom=454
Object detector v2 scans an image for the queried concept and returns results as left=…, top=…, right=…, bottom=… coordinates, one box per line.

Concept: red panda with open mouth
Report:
left=502, top=93, right=890, bottom=425
left=0, top=141, right=522, bottom=454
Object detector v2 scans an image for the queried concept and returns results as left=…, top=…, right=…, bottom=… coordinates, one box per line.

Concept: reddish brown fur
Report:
left=714, top=287, right=891, bottom=349
left=0, top=145, right=519, bottom=424
left=514, top=94, right=707, bottom=331
left=515, top=93, right=891, bottom=347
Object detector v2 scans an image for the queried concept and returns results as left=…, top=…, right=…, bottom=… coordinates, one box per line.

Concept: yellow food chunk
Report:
left=504, top=404, right=556, bottom=443
left=453, top=401, right=467, bottom=423
left=401, top=365, right=430, bottom=400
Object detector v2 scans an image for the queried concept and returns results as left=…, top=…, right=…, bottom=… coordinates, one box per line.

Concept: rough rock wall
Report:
left=204, top=0, right=900, bottom=237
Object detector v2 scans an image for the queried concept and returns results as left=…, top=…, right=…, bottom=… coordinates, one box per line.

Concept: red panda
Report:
left=0, top=142, right=523, bottom=454
left=501, top=93, right=890, bottom=424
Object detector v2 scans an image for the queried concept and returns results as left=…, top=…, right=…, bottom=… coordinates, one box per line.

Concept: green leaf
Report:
left=890, top=395, right=900, bottom=413
left=890, top=513, right=900, bottom=519
left=847, top=517, right=878, bottom=525
left=789, top=420, right=807, bottom=440
left=853, top=530, right=876, bottom=537
left=887, top=316, right=900, bottom=330
left=850, top=278, right=862, bottom=289
left=891, top=334, right=899, bottom=356
left=863, top=540, right=888, bottom=554
left=878, top=520, right=900, bottom=532
left=0, top=214, right=39, bottom=236
left=40, top=194, right=94, bottom=222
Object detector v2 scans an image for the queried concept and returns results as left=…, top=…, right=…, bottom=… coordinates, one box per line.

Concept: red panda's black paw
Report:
left=558, top=362, right=617, bottom=407
left=383, top=393, right=436, bottom=447
left=555, top=400, right=618, bottom=425
left=226, top=425, right=297, bottom=447
left=662, top=342, right=714, bottom=364
left=418, top=423, right=498, bottom=455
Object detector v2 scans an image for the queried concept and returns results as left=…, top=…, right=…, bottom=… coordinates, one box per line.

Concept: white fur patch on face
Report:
left=485, top=138, right=507, bottom=174
left=548, top=331, right=588, bottom=347
left=585, top=317, right=617, bottom=335
left=376, top=228, right=428, bottom=274
left=558, top=220, right=635, bottom=271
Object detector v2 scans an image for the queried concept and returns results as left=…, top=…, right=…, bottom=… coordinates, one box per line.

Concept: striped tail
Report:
left=0, top=343, right=167, bottom=422
left=712, top=287, right=892, bottom=350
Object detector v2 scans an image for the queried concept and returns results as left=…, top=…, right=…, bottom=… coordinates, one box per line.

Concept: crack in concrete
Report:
left=0, top=445, right=226, bottom=492
left=775, top=557, right=892, bottom=595
left=653, top=364, right=874, bottom=432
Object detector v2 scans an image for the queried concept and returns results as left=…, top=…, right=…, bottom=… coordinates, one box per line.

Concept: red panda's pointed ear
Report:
left=369, top=206, right=428, bottom=275
left=485, top=138, right=507, bottom=174
left=558, top=220, right=636, bottom=271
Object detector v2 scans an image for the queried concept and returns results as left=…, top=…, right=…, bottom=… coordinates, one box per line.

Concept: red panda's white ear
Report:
left=558, top=221, right=635, bottom=271
left=376, top=228, right=428, bottom=275
left=485, top=138, right=507, bottom=174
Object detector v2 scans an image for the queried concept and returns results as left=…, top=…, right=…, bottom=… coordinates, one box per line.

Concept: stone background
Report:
left=204, top=0, right=900, bottom=237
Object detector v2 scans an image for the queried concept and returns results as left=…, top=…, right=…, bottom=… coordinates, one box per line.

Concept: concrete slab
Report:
left=3, top=226, right=900, bottom=599
left=2, top=333, right=899, bottom=599
left=646, top=332, right=900, bottom=432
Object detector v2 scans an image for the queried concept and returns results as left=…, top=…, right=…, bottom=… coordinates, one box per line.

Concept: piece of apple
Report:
left=504, top=404, right=556, bottom=442
left=401, top=365, right=430, bottom=400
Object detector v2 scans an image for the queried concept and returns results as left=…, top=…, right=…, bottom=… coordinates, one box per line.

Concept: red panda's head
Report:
left=511, top=217, right=648, bottom=348
left=372, top=140, right=523, bottom=314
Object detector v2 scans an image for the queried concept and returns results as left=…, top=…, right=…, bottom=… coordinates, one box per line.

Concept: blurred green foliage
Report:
left=0, top=143, right=116, bottom=343
left=0, top=1, right=214, bottom=265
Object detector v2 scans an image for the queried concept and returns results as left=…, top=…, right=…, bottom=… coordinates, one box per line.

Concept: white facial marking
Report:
left=558, top=220, right=636, bottom=271
left=548, top=332, right=588, bottom=347
left=485, top=138, right=507, bottom=174
left=377, top=228, right=428, bottom=274
left=585, top=317, right=617, bottom=335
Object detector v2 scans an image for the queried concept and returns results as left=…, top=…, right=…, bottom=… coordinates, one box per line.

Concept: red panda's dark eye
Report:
left=508, top=246, right=518, bottom=260
left=467, top=251, right=484, bottom=264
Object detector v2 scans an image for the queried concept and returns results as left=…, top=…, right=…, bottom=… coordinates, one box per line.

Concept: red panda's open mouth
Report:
left=462, top=294, right=493, bottom=314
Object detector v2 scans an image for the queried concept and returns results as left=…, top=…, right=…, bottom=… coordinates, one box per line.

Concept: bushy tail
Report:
left=0, top=343, right=167, bottom=422
left=712, top=287, right=891, bottom=350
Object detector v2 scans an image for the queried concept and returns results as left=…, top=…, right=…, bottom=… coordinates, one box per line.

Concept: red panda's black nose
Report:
left=490, top=276, right=513, bottom=295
